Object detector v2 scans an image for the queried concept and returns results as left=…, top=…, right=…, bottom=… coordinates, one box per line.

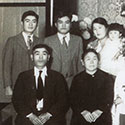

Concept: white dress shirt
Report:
left=26, top=66, right=48, bottom=117
left=34, top=66, right=48, bottom=111
left=57, top=32, right=70, bottom=46
left=34, top=66, right=48, bottom=88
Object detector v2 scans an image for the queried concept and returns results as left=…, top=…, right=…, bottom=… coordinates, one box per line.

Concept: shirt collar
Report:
left=22, top=32, right=33, bottom=42
left=57, top=32, right=70, bottom=44
left=34, top=66, right=48, bottom=77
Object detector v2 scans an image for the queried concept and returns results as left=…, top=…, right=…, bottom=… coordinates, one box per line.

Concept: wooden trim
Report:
left=0, top=2, right=46, bottom=6
left=46, top=0, right=51, bottom=36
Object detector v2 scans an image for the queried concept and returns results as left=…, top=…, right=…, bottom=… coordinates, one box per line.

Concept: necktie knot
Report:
left=39, top=71, right=42, bottom=76
left=63, top=36, right=66, bottom=42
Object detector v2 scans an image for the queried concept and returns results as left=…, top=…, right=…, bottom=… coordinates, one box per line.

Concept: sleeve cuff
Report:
left=26, top=113, right=33, bottom=118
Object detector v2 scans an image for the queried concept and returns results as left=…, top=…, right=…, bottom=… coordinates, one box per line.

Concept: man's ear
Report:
left=81, top=59, right=84, bottom=66
left=21, top=21, right=23, bottom=26
left=55, top=22, right=57, bottom=28
left=30, top=54, right=33, bottom=61
left=47, top=55, right=50, bottom=61
left=98, top=60, right=100, bottom=66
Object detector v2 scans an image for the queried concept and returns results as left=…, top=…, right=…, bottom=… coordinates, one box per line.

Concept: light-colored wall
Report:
left=0, top=1, right=46, bottom=102
left=77, top=0, right=125, bottom=24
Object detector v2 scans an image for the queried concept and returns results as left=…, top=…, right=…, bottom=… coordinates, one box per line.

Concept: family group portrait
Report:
left=0, top=0, right=125, bottom=125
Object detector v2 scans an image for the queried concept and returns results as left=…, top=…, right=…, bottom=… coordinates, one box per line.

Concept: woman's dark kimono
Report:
left=70, top=69, right=114, bottom=125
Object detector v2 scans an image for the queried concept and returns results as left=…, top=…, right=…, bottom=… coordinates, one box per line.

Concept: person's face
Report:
left=31, top=48, right=50, bottom=69
left=22, top=15, right=38, bottom=34
left=93, top=23, right=107, bottom=39
left=108, top=30, right=121, bottom=41
left=55, top=16, right=71, bottom=34
left=83, top=52, right=99, bottom=73
left=82, top=30, right=91, bottom=40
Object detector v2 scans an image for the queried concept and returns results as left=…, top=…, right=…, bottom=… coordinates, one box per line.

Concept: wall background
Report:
left=77, top=0, right=125, bottom=24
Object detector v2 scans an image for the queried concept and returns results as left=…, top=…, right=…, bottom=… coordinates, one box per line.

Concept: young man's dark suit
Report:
left=12, top=69, right=69, bottom=125
left=3, top=32, right=41, bottom=89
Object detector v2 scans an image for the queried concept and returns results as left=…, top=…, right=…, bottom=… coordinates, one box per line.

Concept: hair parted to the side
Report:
left=21, top=10, right=39, bottom=22
left=82, top=49, right=100, bottom=61
left=54, top=11, right=72, bottom=23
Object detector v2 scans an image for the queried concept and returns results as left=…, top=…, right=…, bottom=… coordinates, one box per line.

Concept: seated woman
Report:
left=70, top=49, right=114, bottom=125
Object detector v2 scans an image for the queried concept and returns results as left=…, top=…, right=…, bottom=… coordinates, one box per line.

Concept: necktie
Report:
left=63, top=36, right=68, bottom=49
left=36, top=71, right=44, bottom=100
left=27, top=35, right=32, bottom=49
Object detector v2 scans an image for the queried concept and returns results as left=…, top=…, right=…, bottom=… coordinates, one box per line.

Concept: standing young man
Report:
left=3, top=10, right=41, bottom=96
left=44, top=11, right=83, bottom=89
left=12, top=44, right=69, bottom=125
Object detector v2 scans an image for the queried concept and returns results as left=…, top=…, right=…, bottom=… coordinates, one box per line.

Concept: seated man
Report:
left=12, top=44, right=69, bottom=125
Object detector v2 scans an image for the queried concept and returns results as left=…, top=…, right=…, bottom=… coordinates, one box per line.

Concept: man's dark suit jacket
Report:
left=12, top=69, right=69, bottom=125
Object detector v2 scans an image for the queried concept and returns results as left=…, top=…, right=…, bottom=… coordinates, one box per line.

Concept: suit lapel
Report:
left=28, top=70, right=37, bottom=107
left=33, top=35, right=39, bottom=45
left=44, top=73, right=51, bottom=95
left=28, top=69, right=36, bottom=91
left=69, top=35, right=76, bottom=59
left=42, top=70, right=52, bottom=109
left=17, top=33, right=28, bottom=51
left=52, top=35, right=62, bottom=61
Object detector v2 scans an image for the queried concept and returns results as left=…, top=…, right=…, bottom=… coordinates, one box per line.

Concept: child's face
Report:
left=83, top=52, right=99, bottom=73
left=31, top=48, right=50, bottom=69
left=108, top=30, right=121, bottom=41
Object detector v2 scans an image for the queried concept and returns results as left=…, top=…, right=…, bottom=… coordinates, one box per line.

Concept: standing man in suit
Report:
left=44, top=11, right=83, bottom=89
left=3, top=10, right=41, bottom=96
left=12, top=44, right=69, bottom=125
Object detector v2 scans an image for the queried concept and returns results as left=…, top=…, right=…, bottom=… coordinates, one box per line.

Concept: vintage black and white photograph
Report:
left=0, top=0, right=125, bottom=125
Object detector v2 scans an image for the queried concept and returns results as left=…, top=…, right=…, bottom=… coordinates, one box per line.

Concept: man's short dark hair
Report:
left=21, top=10, right=39, bottom=22
left=82, top=49, right=100, bottom=61
left=32, top=44, right=52, bottom=55
left=54, top=11, right=72, bottom=23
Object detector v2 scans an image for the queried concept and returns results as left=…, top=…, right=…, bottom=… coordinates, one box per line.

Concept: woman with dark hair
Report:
left=70, top=49, right=114, bottom=125
left=87, top=17, right=108, bottom=53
